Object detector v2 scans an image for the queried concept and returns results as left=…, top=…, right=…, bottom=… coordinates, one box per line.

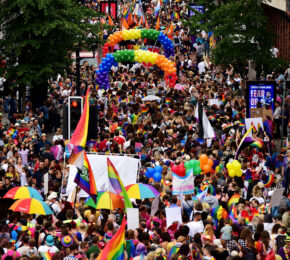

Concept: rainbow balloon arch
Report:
left=96, top=50, right=177, bottom=89
left=103, top=29, right=175, bottom=58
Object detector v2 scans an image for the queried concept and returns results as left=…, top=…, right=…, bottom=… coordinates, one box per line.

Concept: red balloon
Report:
left=177, top=164, right=186, bottom=177
left=171, top=165, right=179, bottom=174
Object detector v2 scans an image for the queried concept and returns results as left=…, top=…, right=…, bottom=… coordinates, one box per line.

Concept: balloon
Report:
left=226, top=162, right=232, bottom=170
left=145, top=167, right=155, bottom=178
left=155, top=165, right=163, bottom=173
left=184, top=161, right=191, bottom=169
left=193, top=166, right=202, bottom=175
left=228, top=169, right=235, bottom=178
left=153, top=172, right=162, bottom=182
left=236, top=169, right=243, bottom=177
left=199, top=154, right=208, bottom=165
left=203, top=164, right=212, bottom=174
left=193, top=160, right=200, bottom=167
left=171, top=165, right=179, bottom=174
left=208, top=159, right=214, bottom=167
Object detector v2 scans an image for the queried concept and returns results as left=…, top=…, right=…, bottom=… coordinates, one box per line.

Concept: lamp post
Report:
left=75, top=46, right=81, bottom=96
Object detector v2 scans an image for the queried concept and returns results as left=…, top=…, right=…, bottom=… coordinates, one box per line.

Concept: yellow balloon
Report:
left=236, top=169, right=243, bottom=177
left=229, top=169, right=235, bottom=177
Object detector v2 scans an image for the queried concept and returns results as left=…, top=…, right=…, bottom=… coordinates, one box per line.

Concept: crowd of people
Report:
left=0, top=0, right=290, bottom=259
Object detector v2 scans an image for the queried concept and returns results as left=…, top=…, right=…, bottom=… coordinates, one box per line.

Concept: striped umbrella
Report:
left=125, top=183, right=159, bottom=199
left=4, top=187, right=43, bottom=201
left=9, top=198, right=53, bottom=215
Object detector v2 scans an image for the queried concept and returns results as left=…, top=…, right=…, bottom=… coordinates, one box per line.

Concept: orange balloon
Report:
left=208, top=159, right=214, bottom=167
left=199, top=154, right=208, bottom=165
left=203, top=164, right=211, bottom=174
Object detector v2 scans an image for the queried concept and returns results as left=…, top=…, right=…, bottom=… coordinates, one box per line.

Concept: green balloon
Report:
left=189, top=159, right=195, bottom=168
left=193, top=166, right=202, bottom=175
left=193, top=160, right=200, bottom=167
left=184, top=161, right=191, bottom=169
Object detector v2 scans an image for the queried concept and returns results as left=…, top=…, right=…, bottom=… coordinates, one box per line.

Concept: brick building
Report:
left=263, top=0, right=290, bottom=62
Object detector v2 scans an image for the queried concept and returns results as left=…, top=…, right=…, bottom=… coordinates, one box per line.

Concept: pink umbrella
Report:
left=174, top=84, right=184, bottom=91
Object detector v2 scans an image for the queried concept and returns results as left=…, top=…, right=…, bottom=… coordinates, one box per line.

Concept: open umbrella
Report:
left=125, top=183, right=159, bottom=199
left=85, top=191, right=124, bottom=210
left=4, top=187, right=44, bottom=201
left=9, top=198, right=53, bottom=215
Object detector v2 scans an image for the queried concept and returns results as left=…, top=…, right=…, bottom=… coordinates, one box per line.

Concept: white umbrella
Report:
left=142, top=95, right=161, bottom=102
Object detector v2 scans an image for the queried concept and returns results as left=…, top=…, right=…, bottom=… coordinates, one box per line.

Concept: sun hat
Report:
left=46, top=235, right=54, bottom=246
left=214, top=239, right=223, bottom=248
left=47, top=192, right=58, bottom=201
left=61, top=235, right=73, bottom=247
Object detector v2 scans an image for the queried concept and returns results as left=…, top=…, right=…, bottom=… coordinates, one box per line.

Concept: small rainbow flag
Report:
left=259, top=204, right=270, bottom=214
left=7, top=128, right=18, bottom=139
left=168, top=245, right=180, bottom=259
left=251, top=122, right=257, bottom=133
left=221, top=94, right=225, bottom=102
left=141, top=106, right=149, bottom=115
left=228, top=194, right=240, bottom=209
left=264, top=174, right=274, bottom=188
left=208, top=116, right=215, bottom=122
left=107, top=158, right=133, bottom=210
left=97, top=218, right=126, bottom=260
left=222, top=123, right=233, bottom=130
left=250, top=140, right=264, bottom=149
left=239, top=123, right=245, bottom=128
left=70, top=88, right=90, bottom=147
left=165, top=98, right=171, bottom=106
left=257, top=122, right=262, bottom=132
left=74, top=151, right=97, bottom=202
left=229, top=206, right=238, bottom=223
left=172, top=12, right=180, bottom=20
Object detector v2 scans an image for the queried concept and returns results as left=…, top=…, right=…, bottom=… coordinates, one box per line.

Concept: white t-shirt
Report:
left=186, top=220, right=204, bottom=237
left=198, top=61, right=206, bottom=74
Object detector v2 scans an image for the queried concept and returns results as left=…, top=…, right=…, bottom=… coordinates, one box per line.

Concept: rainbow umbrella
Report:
left=85, top=191, right=124, bottom=210
left=9, top=198, right=53, bottom=215
left=4, top=187, right=43, bottom=201
left=125, top=183, right=159, bottom=199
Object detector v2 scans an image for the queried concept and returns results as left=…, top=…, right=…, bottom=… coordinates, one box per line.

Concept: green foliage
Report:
left=186, top=0, right=274, bottom=69
left=0, top=0, right=103, bottom=88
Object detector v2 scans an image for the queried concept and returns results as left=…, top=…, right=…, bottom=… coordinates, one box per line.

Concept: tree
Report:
left=186, top=0, right=273, bottom=79
left=0, top=0, right=103, bottom=109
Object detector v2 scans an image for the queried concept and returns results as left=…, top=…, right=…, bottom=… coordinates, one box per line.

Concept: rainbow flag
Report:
left=264, top=174, right=274, bottom=188
left=222, top=123, right=233, bottom=130
left=208, top=116, right=215, bottom=122
left=107, top=158, right=133, bottom=210
left=228, top=194, right=240, bottom=209
left=251, top=122, right=257, bottom=133
left=168, top=245, right=180, bottom=259
left=70, top=88, right=90, bottom=147
left=97, top=218, right=126, bottom=260
left=165, top=98, right=170, bottom=106
left=229, top=206, right=238, bottom=223
left=250, top=140, right=264, bottom=149
left=141, top=107, right=148, bottom=115
left=172, top=12, right=179, bottom=20
left=239, top=123, right=245, bottom=128
left=240, top=210, right=250, bottom=224
left=257, top=122, right=262, bottom=131
left=7, top=128, right=18, bottom=139
left=217, top=206, right=229, bottom=220
left=74, top=151, right=97, bottom=201
left=221, top=94, right=225, bottom=102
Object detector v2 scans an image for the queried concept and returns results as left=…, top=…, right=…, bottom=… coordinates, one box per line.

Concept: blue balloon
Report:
left=145, top=167, right=155, bottom=178
left=155, top=165, right=163, bottom=173
left=153, top=172, right=162, bottom=182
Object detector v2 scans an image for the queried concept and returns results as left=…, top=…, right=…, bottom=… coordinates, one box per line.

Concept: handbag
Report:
left=265, top=249, right=275, bottom=260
